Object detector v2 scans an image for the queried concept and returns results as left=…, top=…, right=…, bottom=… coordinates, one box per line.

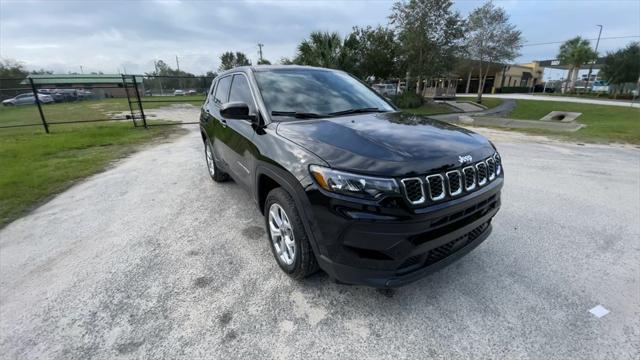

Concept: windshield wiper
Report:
left=327, top=107, right=387, bottom=116
left=271, top=110, right=327, bottom=119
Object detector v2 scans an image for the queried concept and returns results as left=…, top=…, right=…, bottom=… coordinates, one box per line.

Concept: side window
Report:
left=209, top=79, right=217, bottom=96
left=213, top=76, right=231, bottom=105
left=228, top=74, right=255, bottom=114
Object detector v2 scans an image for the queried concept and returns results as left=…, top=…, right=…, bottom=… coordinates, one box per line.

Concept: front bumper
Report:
left=305, top=177, right=503, bottom=287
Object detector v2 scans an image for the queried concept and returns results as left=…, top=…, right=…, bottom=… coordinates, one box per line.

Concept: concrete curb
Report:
left=441, top=115, right=585, bottom=132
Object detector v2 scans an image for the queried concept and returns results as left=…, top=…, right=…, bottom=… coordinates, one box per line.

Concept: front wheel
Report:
left=264, top=188, right=319, bottom=279
left=204, top=139, right=228, bottom=182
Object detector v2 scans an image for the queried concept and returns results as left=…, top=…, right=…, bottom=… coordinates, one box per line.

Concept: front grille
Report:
left=401, top=178, right=424, bottom=204
left=398, top=255, right=421, bottom=269
left=399, top=153, right=502, bottom=206
left=476, top=162, right=488, bottom=186
left=446, top=170, right=462, bottom=196
left=486, top=158, right=496, bottom=180
left=463, top=166, right=476, bottom=191
left=426, top=174, right=445, bottom=201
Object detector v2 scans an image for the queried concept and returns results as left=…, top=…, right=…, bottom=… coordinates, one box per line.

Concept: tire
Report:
left=204, top=138, right=228, bottom=182
left=264, top=188, right=319, bottom=279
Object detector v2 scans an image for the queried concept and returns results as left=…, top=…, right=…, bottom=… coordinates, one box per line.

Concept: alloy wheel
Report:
left=268, top=203, right=296, bottom=265
left=205, top=142, right=215, bottom=176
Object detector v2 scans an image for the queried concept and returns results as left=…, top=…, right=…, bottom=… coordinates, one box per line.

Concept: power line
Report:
left=523, top=35, right=639, bottom=47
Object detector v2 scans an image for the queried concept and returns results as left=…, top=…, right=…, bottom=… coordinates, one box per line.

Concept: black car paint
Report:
left=276, top=112, right=495, bottom=176
left=200, top=66, right=502, bottom=287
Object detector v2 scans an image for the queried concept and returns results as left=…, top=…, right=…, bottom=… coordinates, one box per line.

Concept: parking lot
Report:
left=0, top=118, right=638, bottom=359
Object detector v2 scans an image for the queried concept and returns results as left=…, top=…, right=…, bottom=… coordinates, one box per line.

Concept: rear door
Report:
left=206, top=75, right=233, bottom=171
left=223, top=73, right=258, bottom=189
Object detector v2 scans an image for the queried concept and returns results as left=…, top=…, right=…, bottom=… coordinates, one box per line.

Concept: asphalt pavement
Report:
left=1, top=123, right=638, bottom=359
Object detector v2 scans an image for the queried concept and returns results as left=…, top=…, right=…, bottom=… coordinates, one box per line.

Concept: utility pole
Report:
left=585, top=25, right=603, bottom=92
left=257, top=43, right=264, bottom=63
left=80, top=65, right=84, bottom=74
left=155, top=60, right=164, bottom=96
left=176, top=55, right=182, bottom=90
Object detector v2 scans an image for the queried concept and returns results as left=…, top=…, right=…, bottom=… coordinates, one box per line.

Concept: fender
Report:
left=254, top=162, right=326, bottom=257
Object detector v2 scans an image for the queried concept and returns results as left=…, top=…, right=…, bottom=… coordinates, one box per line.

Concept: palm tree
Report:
left=557, top=37, right=597, bottom=92
left=295, top=32, right=343, bottom=68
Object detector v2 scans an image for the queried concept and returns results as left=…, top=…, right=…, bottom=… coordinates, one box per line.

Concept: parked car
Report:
left=591, top=80, right=610, bottom=93
left=372, top=83, right=397, bottom=96
left=200, top=66, right=503, bottom=287
left=2, top=93, right=54, bottom=106
left=173, top=89, right=185, bottom=96
left=54, top=89, right=78, bottom=102
left=187, top=89, right=198, bottom=95
left=77, top=90, right=94, bottom=100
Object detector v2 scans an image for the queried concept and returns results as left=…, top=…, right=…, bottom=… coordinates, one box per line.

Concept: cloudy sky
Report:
left=1, top=0, right=639, bottom=79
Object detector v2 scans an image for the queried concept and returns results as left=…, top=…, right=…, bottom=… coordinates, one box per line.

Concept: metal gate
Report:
left=121, top=74, right=147, bottom=128
left=123, top=74, right=210, bottom=127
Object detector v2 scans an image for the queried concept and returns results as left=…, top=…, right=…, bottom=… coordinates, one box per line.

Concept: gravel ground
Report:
left=1, top=114, right=638, bottom=359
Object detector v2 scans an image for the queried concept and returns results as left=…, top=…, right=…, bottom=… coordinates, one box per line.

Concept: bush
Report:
left=499, top=86, right=530, bottom=93
left=390, top=92, right=424, bottom=108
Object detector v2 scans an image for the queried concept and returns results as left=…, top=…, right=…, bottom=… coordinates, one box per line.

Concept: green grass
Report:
left=0, top=96, right=204, bottom=127
left=402, top=102, right=457, bottom=115
left=0, top=123, right=175, bottom=227
left=0, top=97, right=186, bottom=227
left=508, top=100, right=640, bottom=144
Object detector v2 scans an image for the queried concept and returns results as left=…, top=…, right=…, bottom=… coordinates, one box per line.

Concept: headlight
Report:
left=309, top=165, right=400, bottom=199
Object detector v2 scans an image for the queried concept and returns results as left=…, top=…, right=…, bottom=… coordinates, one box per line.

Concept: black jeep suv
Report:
left=200, top=65, right=503, bottom=287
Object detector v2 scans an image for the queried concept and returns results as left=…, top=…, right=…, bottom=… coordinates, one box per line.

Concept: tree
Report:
left=599, top=42, right=640, bottom=95
left=279, top=57, right=295, bottom=65
left=465, top=1, right=522, bottom=103
left=144, top=59, right=200, bottom=93
left=346, top=25, right=399, bottom=80
left=257, top=58, right=271, bottom=65
left=234, top=52, right=251, bottom=67
left=390, top=0, right=464, bottom=94
left=294, top=31, right=344, bottom=68
left=218, top=51, right=251, bottom=71
left=0, top=60, right=28, bottom=92
left=557, top=36, right=597, bottom=92
left=0, top=59, right=28, bottom=78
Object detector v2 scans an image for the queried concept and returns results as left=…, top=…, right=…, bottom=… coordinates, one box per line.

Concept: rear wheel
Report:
left=204, top=139, right=228, bottom=182
left=265, top=188, right=319, bottom=279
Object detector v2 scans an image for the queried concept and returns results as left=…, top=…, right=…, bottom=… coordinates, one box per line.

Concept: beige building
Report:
left=457, top=61, right=545, bottom=94
left=494, top=62, right=544, bottom=90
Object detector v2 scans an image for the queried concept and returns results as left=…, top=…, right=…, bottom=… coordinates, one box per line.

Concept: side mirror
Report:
left=220, top=101, right=252, bottom=120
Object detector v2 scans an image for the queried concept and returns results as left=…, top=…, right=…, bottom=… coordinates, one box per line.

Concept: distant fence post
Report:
left=121, top=74, right=137, bottom=127
left=28, top=77, right=49, bottom=133
left=131, top=75, right=147, bottom=128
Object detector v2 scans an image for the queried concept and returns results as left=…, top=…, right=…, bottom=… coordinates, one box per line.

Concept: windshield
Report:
left=253, top=68, right=394, bottom=119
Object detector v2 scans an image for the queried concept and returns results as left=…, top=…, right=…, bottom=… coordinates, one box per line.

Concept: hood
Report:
left=276, top=112, right=495, bottom=176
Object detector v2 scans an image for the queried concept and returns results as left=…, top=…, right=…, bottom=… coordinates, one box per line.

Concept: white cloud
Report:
left=0, top=0, right=638, bottom=75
